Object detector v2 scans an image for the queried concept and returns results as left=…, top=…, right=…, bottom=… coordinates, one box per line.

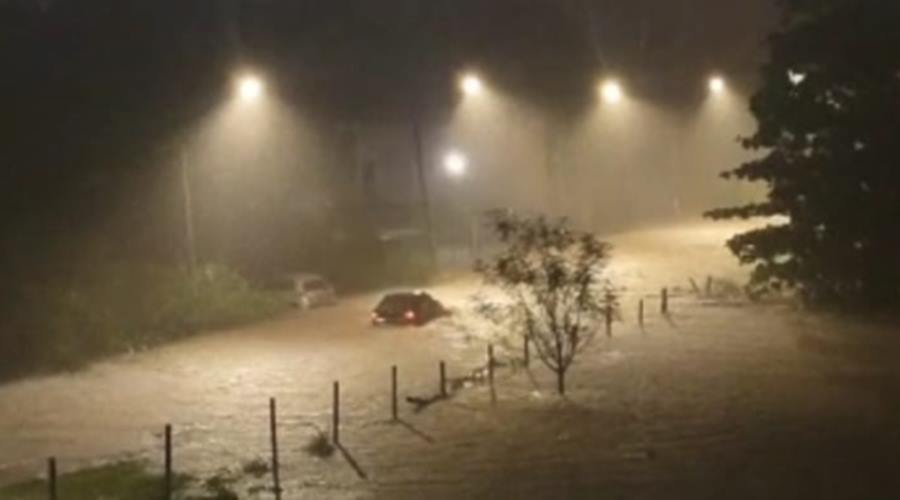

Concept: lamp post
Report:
left=411, top=116, right=438, bottom=266
left=180, top=72, right=265, bottom=274
left=180, top=145, right=198, bottom=274
left=442, top=150, right=479, bottom=259
left=410, top=71, right=484, bottom=269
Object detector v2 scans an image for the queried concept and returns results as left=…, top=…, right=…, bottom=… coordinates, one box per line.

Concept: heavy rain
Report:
left=2, top=1, right=900, bottom=499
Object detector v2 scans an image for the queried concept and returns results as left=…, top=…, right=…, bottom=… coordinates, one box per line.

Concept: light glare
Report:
left=709, top=76, right=726, bottom=95
left=461, top=74, right=483, bottom=96
left=788, top=70, right=806, bottom=85
left=238, top=75, right=263, bottom=101
left=443, top=151, right=468, bottom=177
left=601, top=80, right=623, bottom=104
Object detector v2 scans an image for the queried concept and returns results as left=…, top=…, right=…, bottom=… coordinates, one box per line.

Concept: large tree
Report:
left=707, top=0, right=900, bottom=307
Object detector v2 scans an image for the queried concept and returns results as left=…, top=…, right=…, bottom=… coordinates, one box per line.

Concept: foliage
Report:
left=0, top=461, right=190, bottom=500
left=0, top=263, right=286, bottom=380
left=706, top=0, right=900, bottom=307
left=303, top=430, right=337, bottom=458
left=0, top=459, right=274, bottom=500
left=475, top=210, right=614, bottom=394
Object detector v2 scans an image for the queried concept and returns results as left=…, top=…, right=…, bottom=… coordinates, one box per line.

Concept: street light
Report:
left=460, top=73, right=483, bottom=96
left=237, top=74, right=264, bottom=102
left=600, top=79, right=624, bottom=104
left=441, top=149, right=478, bottom=260
left=708, top=75, right=726, bottom=95
left=443, top=150, right=468, bottom=177
left=182, top=72, right=267, bottom=273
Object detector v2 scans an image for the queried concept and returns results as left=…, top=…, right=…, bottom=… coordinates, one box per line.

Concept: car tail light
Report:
left=404, top=310, right=416, bottom=321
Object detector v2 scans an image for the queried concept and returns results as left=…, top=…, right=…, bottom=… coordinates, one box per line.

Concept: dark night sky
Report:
left=1, top=0, right=777, bottom=141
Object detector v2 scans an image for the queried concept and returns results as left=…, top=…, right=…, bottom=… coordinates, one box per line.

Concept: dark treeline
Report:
left=709, top=0, right=900, bottom=308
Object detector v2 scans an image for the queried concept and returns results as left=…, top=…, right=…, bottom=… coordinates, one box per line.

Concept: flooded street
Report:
left=0, top=282, right=487, bottom=487
left=2, top=220, right=900, bottom=498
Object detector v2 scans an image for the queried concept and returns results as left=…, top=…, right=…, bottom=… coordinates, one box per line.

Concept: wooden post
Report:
left=332, top=381, right=340, bottom=444
left=391, top=365, right=398, bottom=421
left=605, top=304, right=613, bottom=337
left=269, top=398, right=281, bottom=500
left=705, top=275, right=712, bottom=296
left=661, top=287, right=668, bottom=314
left=47, top=457, right=57, bottom=500
left=523, top=336, right=530, bottom=367
left=439, top=361, right=447, bottom=397
left=487, top=344, right=495, bottom=386
left=638, top=299, right=645, bottom=326
left=164, top=424, right=172, bottom=500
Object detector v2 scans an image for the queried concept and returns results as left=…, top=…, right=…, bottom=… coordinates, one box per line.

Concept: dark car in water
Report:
left=371, top=291, right=448, bottom=326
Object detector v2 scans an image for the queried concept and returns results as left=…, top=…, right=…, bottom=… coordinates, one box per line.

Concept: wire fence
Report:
left=10, top=286, right=683, bottom=499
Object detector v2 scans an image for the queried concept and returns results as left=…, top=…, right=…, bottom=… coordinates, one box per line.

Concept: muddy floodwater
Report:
left=2, top=220, right=899, bottom=499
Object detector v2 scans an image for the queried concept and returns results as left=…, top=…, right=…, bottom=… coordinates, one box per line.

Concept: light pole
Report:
left=442, top=149, right=479, bottom=259
left=180, top=72, right=265, bottom=274
left=411, top=117, right=438, bottom=266
left=410, top=71, right=484, bottom=269
left=180, top=144, right=198, bottom=274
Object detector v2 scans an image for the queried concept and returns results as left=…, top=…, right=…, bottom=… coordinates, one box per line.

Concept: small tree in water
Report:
left=476, top=211, right=614, bottom=395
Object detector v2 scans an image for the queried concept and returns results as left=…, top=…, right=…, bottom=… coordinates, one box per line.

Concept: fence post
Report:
left=661, top=287, right=668, bottom=314
left=47, top=457, right=57, bottom=500
left=332, top=381, right=340, bottom=444
left=605, top=304, right=613, bottom=337
left=439, top=361, right=447, bottom=397
left=391, top=365, right=398, bottom=421
left=705, top=275, right=712, bottom=296
left=269, top=398, right=281, bottom=500
left=523, top=336, right=530, bottom=367
left=487, top=344, right=495, bottom=386
left=164, top=424, right=172, bottom=500
left=638, top=299, right=645, bottom=327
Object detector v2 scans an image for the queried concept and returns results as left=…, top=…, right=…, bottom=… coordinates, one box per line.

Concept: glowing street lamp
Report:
left=708, top=75, right=726, bottom=95
left=460, top=73, right=483, bottom=96
left=237, top=74, right=264, bottom=102
left=600, top=79, right=623, bottom=104
left=182, top=72, right=267, bottom=273
left=443, top=150, right=469, bottom=177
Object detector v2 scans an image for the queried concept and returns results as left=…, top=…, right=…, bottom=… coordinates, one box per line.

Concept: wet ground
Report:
left=2, top=220, right=899, bottom=499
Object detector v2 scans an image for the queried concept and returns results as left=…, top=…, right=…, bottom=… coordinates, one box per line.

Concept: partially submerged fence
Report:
left=29, top=285, right=685, bottom=499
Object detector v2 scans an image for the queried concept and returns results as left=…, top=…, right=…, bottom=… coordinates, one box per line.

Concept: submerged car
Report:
left=371, top=291, right=448, bottom=326
left=268, top=273, right=337, bottom=309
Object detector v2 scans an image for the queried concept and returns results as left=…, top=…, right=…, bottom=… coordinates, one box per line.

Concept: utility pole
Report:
left=412, top=117, right=438, bottom=265
left=180, top=145, right=198, bottom=274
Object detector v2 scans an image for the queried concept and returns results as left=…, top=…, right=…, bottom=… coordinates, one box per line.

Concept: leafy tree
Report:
left=707, top=0, right=900, bottom=307
left=476, top=211, right=614, bottom=395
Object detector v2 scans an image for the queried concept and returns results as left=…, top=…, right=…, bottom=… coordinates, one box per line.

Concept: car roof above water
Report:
left=377, top=291, right=434, bottom=308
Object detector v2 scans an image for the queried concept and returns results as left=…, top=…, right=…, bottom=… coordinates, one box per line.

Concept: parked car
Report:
left=371, top=291, right=448, bottom=326
left=268, top=273, right=337, bottom=309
